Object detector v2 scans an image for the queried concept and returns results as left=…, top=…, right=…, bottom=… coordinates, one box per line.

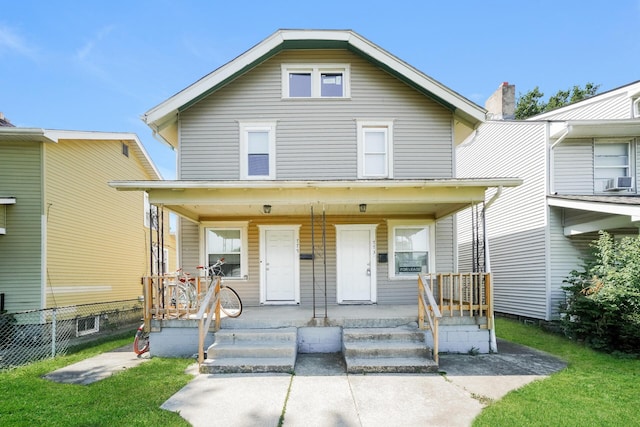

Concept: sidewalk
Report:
left=45, top=339, right=566, bottom=426
left=161, top=340, right=567, bottom=427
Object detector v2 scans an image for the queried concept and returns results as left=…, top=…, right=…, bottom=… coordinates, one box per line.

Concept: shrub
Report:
left=561, top=231, right=640, bottom=355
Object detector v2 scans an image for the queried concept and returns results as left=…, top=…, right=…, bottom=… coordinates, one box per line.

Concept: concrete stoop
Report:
left=200, top=327, right=297, bottom=374
left=342, top=325, right=438, bottom=373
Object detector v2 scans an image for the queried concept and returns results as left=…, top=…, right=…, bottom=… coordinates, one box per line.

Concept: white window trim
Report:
left=633, top=98, right=640, bottom=118
left=281, top=63, right=351, bottom=99
left=200, top=221, right=249, bottom=280
left=357, top=120, right=394, bottom=178
left=593, top=138, right=633, bottom=193
left=239, top=121, right=276, bottom=180
left=387, top=220, right=435, bottom=280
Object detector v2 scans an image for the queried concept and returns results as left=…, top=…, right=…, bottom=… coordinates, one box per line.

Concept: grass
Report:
left=0, top=332, right=194, bottom=426
left=473, top=318, right=640, bottom=427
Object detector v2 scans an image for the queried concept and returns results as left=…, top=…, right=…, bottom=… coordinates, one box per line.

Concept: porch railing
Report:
left=418, top=273, right=493, bottom=361
left=141, top=274, right=223, bottom=363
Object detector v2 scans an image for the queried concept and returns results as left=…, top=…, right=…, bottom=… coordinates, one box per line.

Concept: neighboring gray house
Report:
left=457, top=81, right=640, bottom=321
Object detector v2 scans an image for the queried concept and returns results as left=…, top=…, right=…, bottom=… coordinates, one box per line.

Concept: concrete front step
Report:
left=200, top=356, right=296, bottom=374
left=201, top=327, right=298, bottom=374
left=343, top=341, right=432, bottom=358
left=342, top=326, right=436, bottom=373
left=343, top=326, right=425, bottom=342
left=345, top=356, right=439, bottom=374
left=213, top=327, right=298, bottom=343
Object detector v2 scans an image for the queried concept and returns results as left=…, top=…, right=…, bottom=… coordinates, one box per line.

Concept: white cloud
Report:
left=75, top=25, right=115, bottom=61
left=0, top=24, right=38, bottom=60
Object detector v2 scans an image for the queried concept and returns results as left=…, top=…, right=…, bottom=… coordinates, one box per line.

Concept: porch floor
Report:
left=218, top=304, right=419, bottom=329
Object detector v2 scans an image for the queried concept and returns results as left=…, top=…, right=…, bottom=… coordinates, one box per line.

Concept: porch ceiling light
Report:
left=263, top=204, right=272, bottom=214
left=359, top=203, right=367, bottom=213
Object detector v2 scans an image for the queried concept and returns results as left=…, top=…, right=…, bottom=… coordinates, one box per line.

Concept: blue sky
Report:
left=2, top=1, right=639, bottom=179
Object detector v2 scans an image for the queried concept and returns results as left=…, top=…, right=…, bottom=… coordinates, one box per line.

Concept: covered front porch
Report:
left=112, top=178, right=518, bottom=371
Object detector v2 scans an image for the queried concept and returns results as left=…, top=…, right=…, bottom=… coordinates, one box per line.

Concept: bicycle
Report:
left=133, top=323, right=149, bottom=355
left=133, top=268, right=197, bottom=356
left=198, top=258, right=243, bottom=318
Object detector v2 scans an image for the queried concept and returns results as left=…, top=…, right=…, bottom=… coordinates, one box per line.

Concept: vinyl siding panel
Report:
left=457, top=121, right=550, bottom=319
left=180, top=214, right=455, bottom=307
left=553, top=139, right=594, bottom=194
left=44, top=139, right=155, bottom=307
left=0, top=141, right=43, bottom=312
left=548, top=207, right=594, bottom=318
left=537, top=91, right=632, bottom=120
left=179, top=50, right=453, bottom=180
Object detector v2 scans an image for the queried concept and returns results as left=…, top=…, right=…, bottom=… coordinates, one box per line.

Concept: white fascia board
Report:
left=0, top=127, right=56, bottom=143
left=0, top=197, right=16, bottom=204
left=550, top=119, right=640, bottom=139
left=143, top=29, right=486, bottom=130
left=346, top=32, right=485, bottom=123
left=143, top=30, right=286, bottom=126
left=110, top=178, right=522, bottom=191
left=564, top=215, right=637, bottom=236
left=548, top=197, right=640, bottom=217
left=44, top=130, right=162, bottom=179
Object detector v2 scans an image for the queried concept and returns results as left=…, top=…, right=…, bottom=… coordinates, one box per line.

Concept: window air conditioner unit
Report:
left=605, top=176, right=633, bottom=191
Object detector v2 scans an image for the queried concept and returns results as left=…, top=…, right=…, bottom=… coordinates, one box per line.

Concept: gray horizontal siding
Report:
left=178, top=214, right=456, bottom=307
left=179, top=49, right=453, bottom=180
left=0, top=142, right=43, bottom=312
left=553, top=139, right=594, bottom=194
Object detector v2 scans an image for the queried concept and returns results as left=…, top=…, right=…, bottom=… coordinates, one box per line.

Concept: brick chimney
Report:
left=485, top=82, right=515, bottom=120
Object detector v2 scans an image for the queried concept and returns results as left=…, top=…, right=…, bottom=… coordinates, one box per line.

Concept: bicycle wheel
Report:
left=219, top=286, right=242, bottom=318
left=133, top=325, right=150, bottom=355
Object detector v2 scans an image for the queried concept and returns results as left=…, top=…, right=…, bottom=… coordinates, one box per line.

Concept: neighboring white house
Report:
left=457, top=81, right=640, bottom=321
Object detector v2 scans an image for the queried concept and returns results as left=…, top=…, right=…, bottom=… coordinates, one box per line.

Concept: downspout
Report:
left=549, top=127, right=569, bottom=196
left=483, top=185, right=502, bottom=353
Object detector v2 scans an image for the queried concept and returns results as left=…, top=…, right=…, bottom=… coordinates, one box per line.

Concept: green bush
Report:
left=561, top=231, right=640, bottom=355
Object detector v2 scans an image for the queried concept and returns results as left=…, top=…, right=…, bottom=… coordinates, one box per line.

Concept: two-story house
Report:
left=0, top=125, right=169, bottom=314
left=113, top=30, right=520, bottom=368
left=457, top=81, right=640, bottom=321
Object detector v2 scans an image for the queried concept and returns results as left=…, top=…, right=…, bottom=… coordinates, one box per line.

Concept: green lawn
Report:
left=1, top=321, right=638, bottom=426
left=0, top=333, right=193, bottom=427
left=474, top=318, right=640, bottom=426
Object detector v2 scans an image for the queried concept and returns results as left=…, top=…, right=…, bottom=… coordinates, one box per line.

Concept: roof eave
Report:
left=142, top=29, right=486, bottom=145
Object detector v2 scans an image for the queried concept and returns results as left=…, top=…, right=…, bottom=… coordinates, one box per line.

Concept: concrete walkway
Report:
left=161, top=340, right=567, bottom=427
left=44, top=345, right=150, bottom=385
left=44, top=339, right=566, bottom=426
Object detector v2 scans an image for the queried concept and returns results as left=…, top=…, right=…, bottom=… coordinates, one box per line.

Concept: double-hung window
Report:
left=240, top=122, right=276, bottom=180
left=204, top=223, right=248, bottom=279
left=282, top=64, right=350, bottom=98
left=388, top=220, right=433, bottom=279
left=357, top=120, right=394, bottom=178
left=594, top=139, right=631, bottom=192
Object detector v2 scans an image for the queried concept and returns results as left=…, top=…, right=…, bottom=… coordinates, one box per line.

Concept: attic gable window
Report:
left=282, top=64, right=350, bottom=98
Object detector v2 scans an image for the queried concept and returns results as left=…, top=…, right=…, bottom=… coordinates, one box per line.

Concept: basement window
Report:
left=76, top=316, right=100, bottom=337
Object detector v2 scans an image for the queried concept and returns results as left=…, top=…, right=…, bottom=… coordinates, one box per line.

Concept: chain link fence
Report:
left=0, top=299, right=142, bottom=370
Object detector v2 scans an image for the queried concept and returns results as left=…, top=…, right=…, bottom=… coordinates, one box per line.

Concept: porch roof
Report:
left=110, top=178, right=521, bottom=222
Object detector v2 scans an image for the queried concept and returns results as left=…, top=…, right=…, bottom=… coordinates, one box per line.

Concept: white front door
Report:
left=259, top=225, right=300, bottom=304
left=336, top=225, right=377, bottom=303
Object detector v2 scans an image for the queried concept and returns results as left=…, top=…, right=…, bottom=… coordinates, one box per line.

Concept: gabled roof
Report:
left=0, top=127, right=161, bottom=179
left=143, top=29, right=486, bottom=148
left=531, top=80, right=640, bottom=121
